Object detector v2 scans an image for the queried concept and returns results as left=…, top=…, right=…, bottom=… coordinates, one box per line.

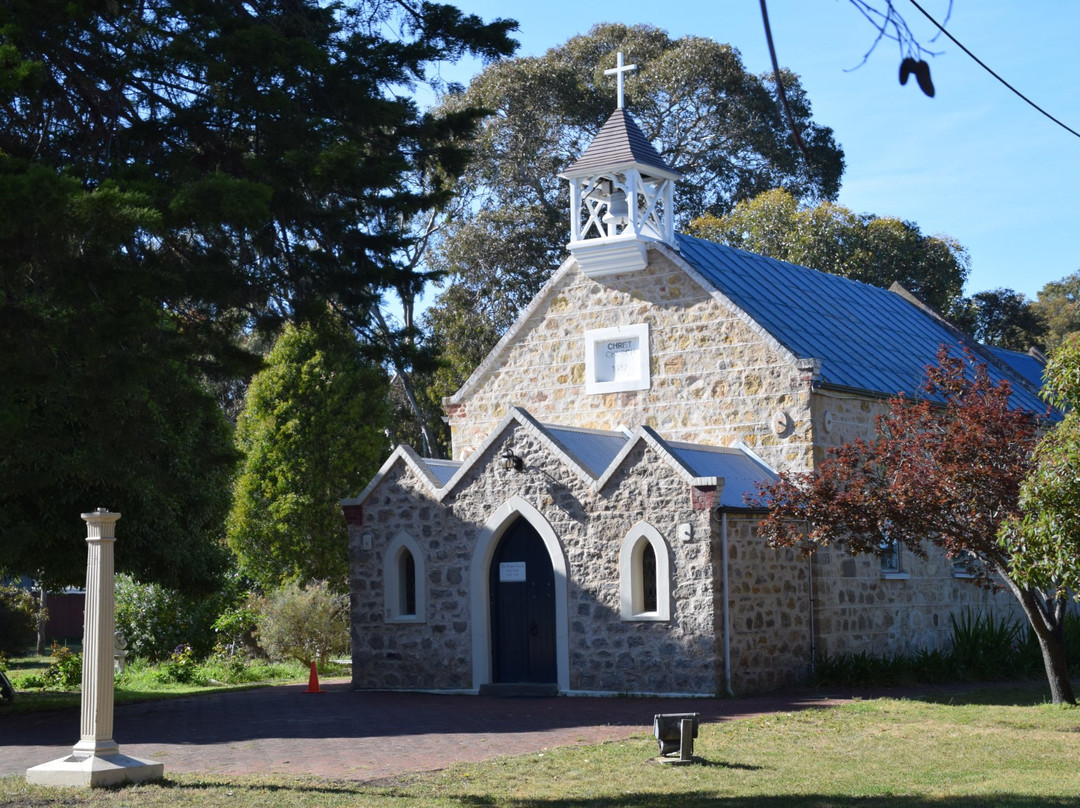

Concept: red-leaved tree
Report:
left=755, top=346, right=1075, bottom=705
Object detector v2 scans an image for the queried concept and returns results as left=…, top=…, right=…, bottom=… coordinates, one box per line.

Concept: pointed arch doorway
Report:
left=489, top=518, right=557, bottom=684
left=470, top=496, right=570, bottom=693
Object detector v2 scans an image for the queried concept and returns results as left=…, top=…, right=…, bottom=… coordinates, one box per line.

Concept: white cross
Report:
left=604, top=51, right=637, bottom=110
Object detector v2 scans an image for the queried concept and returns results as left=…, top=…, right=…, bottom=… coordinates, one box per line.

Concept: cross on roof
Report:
left=604, top=51, right=637, bottom=110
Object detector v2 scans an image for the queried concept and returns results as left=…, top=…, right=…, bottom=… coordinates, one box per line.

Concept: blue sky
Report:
left=423, top=0, right=1079, bottom=301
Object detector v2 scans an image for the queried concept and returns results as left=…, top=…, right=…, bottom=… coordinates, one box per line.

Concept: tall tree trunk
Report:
left=36, top=588, right=48, bottom=656
left=1033, top=626, right=1075, bottom=706
left=369, top=306, right=442, bottom=459
left=1011, top=582, right=1075, bottom=705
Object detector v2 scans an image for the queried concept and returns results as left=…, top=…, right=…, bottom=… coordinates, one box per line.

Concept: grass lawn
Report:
left=2, top=686, right=1080, bottom=807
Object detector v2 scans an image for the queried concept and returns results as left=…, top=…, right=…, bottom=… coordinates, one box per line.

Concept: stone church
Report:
left=342, top=58, right=1046, bottom=696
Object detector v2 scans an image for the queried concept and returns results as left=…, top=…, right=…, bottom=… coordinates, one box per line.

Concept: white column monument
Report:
left=27, top=509, right=164, bottom=788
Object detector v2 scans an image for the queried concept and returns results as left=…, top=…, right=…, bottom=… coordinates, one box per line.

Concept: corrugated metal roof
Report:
left=989, top=347, right=1046, bottom=391
left=543, top=424, right=630, bottom=477
left=562, top=109, right=678, bottom=178
left=542, top=421, right=775, bottom=508
left=676, top=233, right=1049, bottom=415
left=665, top=442, right=777, bottom=509
left=374, top=411, right=777, bottom=509
left=420, top=458, right=462, bottom=487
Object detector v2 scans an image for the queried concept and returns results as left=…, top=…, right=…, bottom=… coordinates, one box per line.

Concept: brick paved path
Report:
left=0, top=680, right=848, bottom=781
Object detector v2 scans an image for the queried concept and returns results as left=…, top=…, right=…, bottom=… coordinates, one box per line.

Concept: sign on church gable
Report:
left=584, top=323, right=651, bottom=395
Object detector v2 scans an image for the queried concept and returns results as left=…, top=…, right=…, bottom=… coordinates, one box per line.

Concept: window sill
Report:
left=880, top=571, right=910, bottom=581
left=384, top=614, right=426, bottom=624
left=621, top=612, right=670, bottom=622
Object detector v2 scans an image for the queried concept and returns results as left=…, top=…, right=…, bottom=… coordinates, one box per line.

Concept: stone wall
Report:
left=447, top=249, right=815, bottom=475
left=349, top=463, right=475, bottom=691
left=720, top=514, right=813, bottom=694
left=809, top=546, right=1018, bottom=658
left=350, top=421, right=723, bottom=695
left=811, top=388, right=888, bottom=465
left=568, top=439, right=717, bottom=694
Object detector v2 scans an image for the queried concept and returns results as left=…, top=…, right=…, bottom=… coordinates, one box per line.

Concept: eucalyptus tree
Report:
left=1031, top=271, right=1080, bottom=353
left=1010, top=336, right=1080, bottom=605
left=951, top=288, right=1044, bottom=352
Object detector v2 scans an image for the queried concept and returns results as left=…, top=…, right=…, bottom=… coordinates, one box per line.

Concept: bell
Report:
left=602, top=188, right=629, bottom=228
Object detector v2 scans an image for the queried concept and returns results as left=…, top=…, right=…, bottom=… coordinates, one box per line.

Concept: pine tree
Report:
left=0, top=0, right=515, bottom=588
left=228, top=316, right=390, bottom=591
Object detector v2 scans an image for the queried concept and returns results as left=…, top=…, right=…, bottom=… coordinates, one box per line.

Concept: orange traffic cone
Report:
left=305, top=661, right=322, bottom=694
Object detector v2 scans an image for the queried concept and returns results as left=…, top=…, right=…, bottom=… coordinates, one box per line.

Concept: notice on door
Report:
left=499, top=562, right=526, bottom=582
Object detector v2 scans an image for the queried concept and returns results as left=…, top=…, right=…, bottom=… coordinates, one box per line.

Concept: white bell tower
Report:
left=560, top=52, right=681, bottom=278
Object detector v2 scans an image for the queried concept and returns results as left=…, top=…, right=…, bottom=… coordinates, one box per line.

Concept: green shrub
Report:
left=152, top=644, right=208, bottom=685
left=18, top=673, right=47, bottom=689
left=910, top=647, right=954, bottom=684
left=212, top=600, right=262, bottom=659
left=1007, top=612, right=1080, bottom=678
left=949, top=609, right=1028, bottom=681
left=255, top=580, right=348, bottom=668
left=199, top=657, right=306, bottom=685
left=0, top=585, right=38, bottom=656
left=844, top=651, right=890, bottom=687
left=813, top=650, right=917, bottom=688
left=813, top=609, right=1080, bottom=689
left=206, top=654, right=250, bottom=683
left=42, top=644, right=82, bottom=690
left=113, top=654, right=309, bottom=689
left=115, top=574, right=233, bottom=661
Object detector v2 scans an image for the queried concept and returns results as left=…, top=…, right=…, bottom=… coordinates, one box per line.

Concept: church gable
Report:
left=349, top=405, right=775, bottom=510
left=446, top=247, right=815, bottom=471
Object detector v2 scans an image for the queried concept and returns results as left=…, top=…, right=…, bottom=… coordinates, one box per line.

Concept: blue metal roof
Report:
left=420, top=458, right=462, bottom=487
left=666, top=442, right=778, bottom=509
left=544, top=424, right=630, bottom=477
left=543, top=421, right=775, bottom=509
left=675, top=233, right=1048, bottom=414
left=989, top=347, right=1046, bottom=392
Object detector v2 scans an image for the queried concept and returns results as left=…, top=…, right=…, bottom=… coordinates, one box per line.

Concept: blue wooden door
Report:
left=489, top=519, right=556, bottom=683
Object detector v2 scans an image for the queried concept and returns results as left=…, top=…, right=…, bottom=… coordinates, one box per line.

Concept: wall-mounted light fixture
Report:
left=500, top=448, right=523, bottom=472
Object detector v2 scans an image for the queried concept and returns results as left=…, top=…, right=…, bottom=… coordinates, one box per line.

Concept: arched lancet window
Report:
left=383, top=531, right=426, bottom=623
left=399, top=548, right=417, bottom=616
left=618, top=522, right=671, bottom=621
left=640, top=542, right=657, bottom=613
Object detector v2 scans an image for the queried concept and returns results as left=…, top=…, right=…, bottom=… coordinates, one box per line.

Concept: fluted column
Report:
left=72, top=509, right=120, bottom=758
left=26, top=509, right=163, bottom=787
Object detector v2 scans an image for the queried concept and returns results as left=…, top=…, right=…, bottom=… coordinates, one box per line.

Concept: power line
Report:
left=907, top=0, right=1080, bottom=140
